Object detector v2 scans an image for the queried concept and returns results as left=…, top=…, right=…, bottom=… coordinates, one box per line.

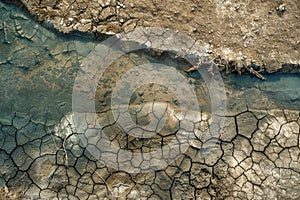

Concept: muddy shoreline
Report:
left=4, top=0, right=300, bottom=76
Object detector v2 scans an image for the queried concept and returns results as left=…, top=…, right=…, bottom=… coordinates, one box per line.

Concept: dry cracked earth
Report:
left=0, top=1, right=300, bottom=200
left=2, top=104, right=300, bottom=199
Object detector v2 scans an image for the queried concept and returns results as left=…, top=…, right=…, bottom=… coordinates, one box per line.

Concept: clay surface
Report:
left=16, top=0, right=300, bottom=73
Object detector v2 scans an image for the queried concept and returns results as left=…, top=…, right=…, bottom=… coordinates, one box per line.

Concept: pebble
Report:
left=138, top=91, right=144, bottom=97
left=277, top=4, right=286, bottom=13
left=117, top=2, right=126, bottom=8
left=73, top=23, right=80, bottom=30
left=206, top=49, right=213, bottom=54
left=145, top=41, right=151, bottom=47
left=173, top=99, right=179, bottom=106
left=80, top=19, right=91, bottom=24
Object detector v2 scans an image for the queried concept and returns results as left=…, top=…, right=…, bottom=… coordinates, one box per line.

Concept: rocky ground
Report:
left=10, top=0, right=300, bottom=74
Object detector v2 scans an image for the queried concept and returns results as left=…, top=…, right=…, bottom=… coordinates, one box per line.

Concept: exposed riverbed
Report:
left=0, top=2, right=299, bottom=199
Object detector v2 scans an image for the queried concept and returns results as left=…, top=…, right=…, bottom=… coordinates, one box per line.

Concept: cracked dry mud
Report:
left=3, top=105, right=300, bottom=199
left=1, top=2, right=300, bottom=200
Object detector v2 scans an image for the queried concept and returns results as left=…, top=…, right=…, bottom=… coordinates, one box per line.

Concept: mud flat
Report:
left=8, top=0, right=300, bottom=74
left=0, top=2, right=300, bottom=200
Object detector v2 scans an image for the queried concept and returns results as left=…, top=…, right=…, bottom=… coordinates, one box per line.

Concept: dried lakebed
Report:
left=0, top=2, right=300, bottom=200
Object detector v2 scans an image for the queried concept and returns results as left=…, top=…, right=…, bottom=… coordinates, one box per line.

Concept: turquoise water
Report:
left=0, top=1, right=299, bottom=124
left=224, top=74, right=300, bottom=111
left=0, top=2, right=97, bottom=125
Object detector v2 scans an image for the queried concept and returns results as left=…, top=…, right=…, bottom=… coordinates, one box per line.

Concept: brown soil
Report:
left=15, top=0, right=300, bottom=74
